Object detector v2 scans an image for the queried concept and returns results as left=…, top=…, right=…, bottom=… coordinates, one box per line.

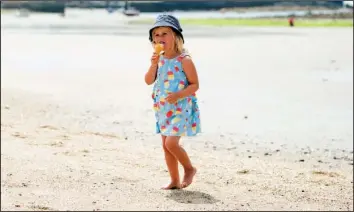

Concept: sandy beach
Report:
left=1, top=19, right=353, bottom=211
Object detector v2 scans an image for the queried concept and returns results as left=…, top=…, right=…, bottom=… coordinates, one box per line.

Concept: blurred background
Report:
left=1, top=0, right=353, bottom=30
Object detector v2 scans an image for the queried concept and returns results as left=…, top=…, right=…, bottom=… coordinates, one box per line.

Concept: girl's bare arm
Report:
left=145, top=53, right=159, bottom=85
left=145, top=64, right=158, bottom=85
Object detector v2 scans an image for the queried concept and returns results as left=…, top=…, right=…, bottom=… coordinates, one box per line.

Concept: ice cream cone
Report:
left=167, top=71, right=174, bottom=80
left=192, top=123, right=197, bottom=132
left=172, top=117, right=181, bottom=124
left=176, top=108, right=182, bottom=114
left=164, top=80, right=169, bottom=88
left=178, top=81, right=185, bottom=90
left=154, top=43, right=164, bottom=55
left=173, top=126, right=179, bottom=134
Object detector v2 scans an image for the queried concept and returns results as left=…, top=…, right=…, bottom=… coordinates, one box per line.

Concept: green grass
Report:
left=0, top=9, right=17, bottom=14
left=130, top=18, right=353, bottom=27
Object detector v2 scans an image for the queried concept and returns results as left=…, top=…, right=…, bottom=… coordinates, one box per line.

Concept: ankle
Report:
left=183, top=166, right=194, bottom=172
left=170, top=178, right=180, bottom=184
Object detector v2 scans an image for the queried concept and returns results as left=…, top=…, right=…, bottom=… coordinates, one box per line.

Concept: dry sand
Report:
left=1, top=26, right=353, bottom=211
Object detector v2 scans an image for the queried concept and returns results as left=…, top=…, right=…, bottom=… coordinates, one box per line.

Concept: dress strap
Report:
left=176, top=52, right=190, bottom=62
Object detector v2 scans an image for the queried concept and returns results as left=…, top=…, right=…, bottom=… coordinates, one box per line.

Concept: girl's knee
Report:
left=165, top=136, right=180, bottom=151
left=161, top=135, right=167, bottom=147
left=162, top=142, right=169, bottom=152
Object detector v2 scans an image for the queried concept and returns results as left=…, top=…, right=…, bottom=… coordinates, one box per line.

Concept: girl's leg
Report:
left=161, top=135, right=181, bottom=189
left=165, top=136, right=197, bottom=188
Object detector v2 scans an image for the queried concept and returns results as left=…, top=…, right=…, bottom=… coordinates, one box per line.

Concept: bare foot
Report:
left=181, top=167, right=197, bottom=188
left=161, top=182, right=181, bottom=190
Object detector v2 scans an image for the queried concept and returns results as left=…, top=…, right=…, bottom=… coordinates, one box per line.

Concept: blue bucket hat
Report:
left=149, top=14, right=184, bottom=43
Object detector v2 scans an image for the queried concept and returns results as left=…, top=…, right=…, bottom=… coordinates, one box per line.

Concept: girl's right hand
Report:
left=151, top=53, right=159, bottom=66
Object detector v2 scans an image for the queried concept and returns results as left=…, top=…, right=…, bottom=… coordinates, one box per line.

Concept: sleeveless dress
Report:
left=151, top=53, right=201, bottom=136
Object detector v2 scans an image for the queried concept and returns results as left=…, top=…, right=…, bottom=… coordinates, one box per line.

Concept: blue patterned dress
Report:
left=151, top=53, right=201, bottom=136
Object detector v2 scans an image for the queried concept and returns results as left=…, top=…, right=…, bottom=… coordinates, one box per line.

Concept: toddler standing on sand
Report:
left=144, top=14, right=201, bottom=189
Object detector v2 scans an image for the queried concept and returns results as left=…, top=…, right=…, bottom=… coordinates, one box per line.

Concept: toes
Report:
left=181, top=182, right=190, bottom=188
left=161, top=184, right=181, bottom=190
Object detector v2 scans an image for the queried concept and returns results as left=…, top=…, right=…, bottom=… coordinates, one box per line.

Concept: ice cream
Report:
left=154, top=43, right=164, bottom=55
left=174, top=65, right=179, bottom=72
left=164, top=80, right=169, bottom=88
left=173, top=126, right=179, bottom=134
left=178, top=81, right=185, bottom=90
left=187, top=97, right=192, bottom=106
left=176, top=107, right=182, bottom=114
left=153, top=103, right=158, bottom=111
left=192, top=123, right=197, bottom=132
left=159, top=97, right=165, bottom=106
left=166, top=110, right=173, bottom=118
left=158, top=60, right=165, bottom=68
left=172, top=117, right=181, bottom=124
left=167, top=71, right=174, bottom=80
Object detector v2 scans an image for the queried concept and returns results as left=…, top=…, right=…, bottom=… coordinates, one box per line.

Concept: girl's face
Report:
left=152, top=27, right=175, bottom=53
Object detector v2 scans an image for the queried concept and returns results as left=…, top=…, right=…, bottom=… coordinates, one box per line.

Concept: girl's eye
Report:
left=155, top=32, right=167, bottom=37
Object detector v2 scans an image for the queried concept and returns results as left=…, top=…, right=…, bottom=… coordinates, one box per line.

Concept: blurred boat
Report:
left=122, top=1, right=140, bottom=17
left=343, top=1, right=353, bottom=8
left=16, top=8, right=30, bottom=17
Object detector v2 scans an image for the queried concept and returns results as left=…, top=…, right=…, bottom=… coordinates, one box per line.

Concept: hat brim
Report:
left=149, top=21, right=184, bottom=43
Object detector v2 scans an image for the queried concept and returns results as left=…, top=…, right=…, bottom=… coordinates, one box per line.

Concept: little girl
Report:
left=144, top=14, right=201, bottom=189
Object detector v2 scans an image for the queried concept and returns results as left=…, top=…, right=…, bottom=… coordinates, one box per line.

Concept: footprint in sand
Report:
left=79, top=131, right=120, bottom=139
left=61, top=151, right=77, bottom=156
left=111, top=176, right=139, bottom=183
left=1, top=123, right=13, bottom=128
left=57, top=134, right=70, bottom=140
left=237, top=169, right=251, bottom=174
left=56, top=149, right=89, bottom=156
left=39, top=125, right=59, bottom=130
left=311, top=171, right=341, bottom=178
left=48, top=141, right=65, bottom=147
left=11, top=132, right=28, bottom=139
left=29, top=205, right=54, bottom=211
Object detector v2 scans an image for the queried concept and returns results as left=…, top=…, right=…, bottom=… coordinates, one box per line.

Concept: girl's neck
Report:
left=163, top=50, right=181, bottom=59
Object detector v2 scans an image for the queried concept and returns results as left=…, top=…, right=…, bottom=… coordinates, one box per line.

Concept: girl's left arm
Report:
left=176, top=56, right=199, bottom=98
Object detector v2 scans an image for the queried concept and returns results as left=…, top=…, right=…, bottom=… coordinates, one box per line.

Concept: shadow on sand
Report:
left=166, top=190, right=219, bottom=204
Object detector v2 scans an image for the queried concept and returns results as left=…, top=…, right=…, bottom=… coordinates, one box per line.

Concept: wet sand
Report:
left=1, top=24, right=353, bottom=211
